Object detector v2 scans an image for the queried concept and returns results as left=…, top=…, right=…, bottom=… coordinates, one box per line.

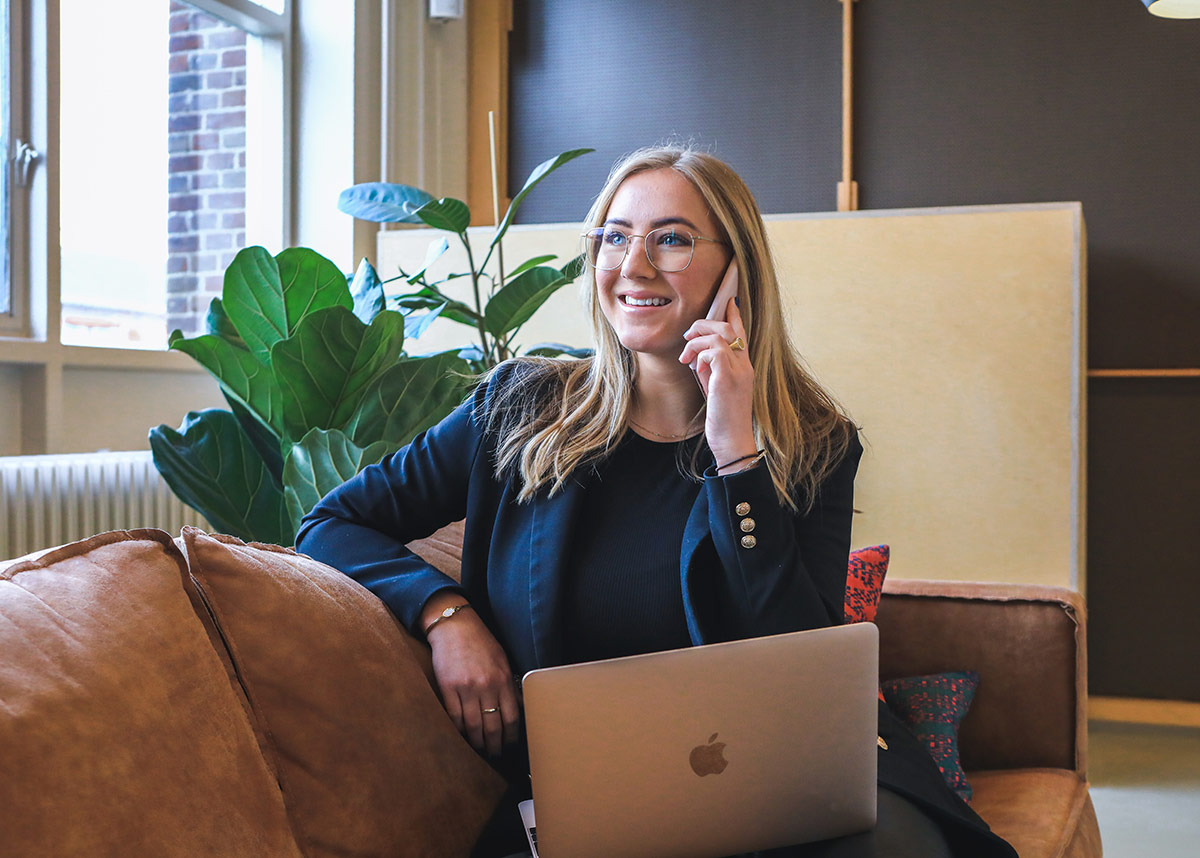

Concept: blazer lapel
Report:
left=528, top=478, right=587, bottom=668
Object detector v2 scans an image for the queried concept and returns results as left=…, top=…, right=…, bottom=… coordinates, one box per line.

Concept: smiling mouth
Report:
left=620, top=296, right=671, bottom=307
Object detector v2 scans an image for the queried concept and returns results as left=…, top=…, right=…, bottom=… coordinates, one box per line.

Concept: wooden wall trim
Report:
left=1089, top=369, right=1200, bottom=378
left=467, top=0, right=513, bottom=226
left=1090, top=696, right=1200, bottom=729
left=837, top=0, right=859, bottom=212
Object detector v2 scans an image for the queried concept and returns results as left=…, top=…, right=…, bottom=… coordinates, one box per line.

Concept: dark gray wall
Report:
left=1088, top=380, right=1200, bottom=700
left=509, top=0, right=842, bottom=221
left=854, top=1, right=1200, bottom=370
left=508, top=0, right=1200, bottom=700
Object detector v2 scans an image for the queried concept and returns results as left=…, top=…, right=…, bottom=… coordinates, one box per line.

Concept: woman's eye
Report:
left=656, top=230, right=692, bottom=247
left=603, top=230, right=628, bottom=247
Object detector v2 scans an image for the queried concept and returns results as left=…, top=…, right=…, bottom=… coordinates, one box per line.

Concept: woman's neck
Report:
left=630, top=353, right=705, bottom=438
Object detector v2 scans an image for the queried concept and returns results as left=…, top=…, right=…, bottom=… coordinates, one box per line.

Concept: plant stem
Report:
left=460, top=233, right=492, bottom=364
left=494, top=243, right=508, bottom=363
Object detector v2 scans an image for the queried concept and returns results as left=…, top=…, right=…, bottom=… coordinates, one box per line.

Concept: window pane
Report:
left=248, top=0, right=286, bottom=14
left=1, top=0, right=10, bottom=317
left=59, top=0, right=282, bottom=349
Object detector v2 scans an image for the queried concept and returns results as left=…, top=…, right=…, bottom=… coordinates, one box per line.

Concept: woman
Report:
left=296, top=147, right=1015, bottom=858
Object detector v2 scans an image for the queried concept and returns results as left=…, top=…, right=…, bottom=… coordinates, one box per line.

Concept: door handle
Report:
left=13, top=139, right=41, bottom=186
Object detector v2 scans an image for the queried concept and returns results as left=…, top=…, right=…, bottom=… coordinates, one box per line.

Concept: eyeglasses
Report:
left=580, top=226, right=728, bottom=273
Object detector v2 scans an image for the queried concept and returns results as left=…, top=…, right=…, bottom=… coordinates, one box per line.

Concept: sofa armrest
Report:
left=876, top=579, right=1087, bottom=778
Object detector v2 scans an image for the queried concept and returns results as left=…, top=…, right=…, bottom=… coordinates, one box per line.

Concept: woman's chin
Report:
left=620, top=341, right=691, bottom=372
left=617, top=335, right=666, bottom=358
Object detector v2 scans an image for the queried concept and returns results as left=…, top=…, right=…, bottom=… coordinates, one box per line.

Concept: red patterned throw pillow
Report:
left=845, top=544, right=889, bottom=624
left=844, top=545, right=890, bottom=702
left=881, top=670, right=980, bottom=802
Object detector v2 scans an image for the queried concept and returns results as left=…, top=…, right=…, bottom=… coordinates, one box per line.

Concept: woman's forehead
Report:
left=606, top=169, right=720, bottom=233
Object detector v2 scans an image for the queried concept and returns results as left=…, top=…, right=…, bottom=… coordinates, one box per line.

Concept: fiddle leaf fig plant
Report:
left=152, top=147, right=593, bottom=546
left=151, top=245, right=471, bottom=547
left=338, top=146, right=594, bottom=370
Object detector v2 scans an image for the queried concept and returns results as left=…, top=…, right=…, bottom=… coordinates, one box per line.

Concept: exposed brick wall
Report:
left=167, top=2, right=247, bottom=338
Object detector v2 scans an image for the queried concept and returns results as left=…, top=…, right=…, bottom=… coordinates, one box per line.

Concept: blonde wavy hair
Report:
left=483, top=145, right=855, bottom=512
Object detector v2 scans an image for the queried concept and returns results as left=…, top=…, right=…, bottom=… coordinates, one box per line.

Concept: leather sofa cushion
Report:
left=878, top=583, right=1084, bottom=773
left=178, top=526, right=506, bottom=858
left=968, top=768, right=1102, bottom=858
left=0, top=530, right=302, bottom=858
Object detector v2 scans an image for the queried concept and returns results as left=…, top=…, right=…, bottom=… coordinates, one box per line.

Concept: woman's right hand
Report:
left=422, top=595, right=521, bottom=757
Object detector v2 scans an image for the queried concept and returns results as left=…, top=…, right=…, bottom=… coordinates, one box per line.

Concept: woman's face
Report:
left=595, top=169, right=732, bottom=363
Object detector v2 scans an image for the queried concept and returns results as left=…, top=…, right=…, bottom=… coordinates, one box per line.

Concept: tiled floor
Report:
left=1088, top=720, right=1200, bottom=857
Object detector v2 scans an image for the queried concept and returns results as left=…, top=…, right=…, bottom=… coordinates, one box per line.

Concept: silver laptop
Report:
left=520, top=622, right=879, bottom=858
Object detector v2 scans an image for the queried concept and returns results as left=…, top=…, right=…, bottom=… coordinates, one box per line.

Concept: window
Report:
left=2, top=0, right=14, bottom=319
left=56, top=0, right=288, bottom=349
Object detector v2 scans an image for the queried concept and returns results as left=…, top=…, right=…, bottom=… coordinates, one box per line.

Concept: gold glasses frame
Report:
left=580, top=226, right=728, bottom=272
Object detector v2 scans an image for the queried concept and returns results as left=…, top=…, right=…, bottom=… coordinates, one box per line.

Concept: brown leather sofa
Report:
left=877, top=579, right=1102, bottom=858
left=0, top=524, right=1099, bottom=857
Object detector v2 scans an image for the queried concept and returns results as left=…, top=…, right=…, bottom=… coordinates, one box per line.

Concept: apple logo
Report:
left=689, top=733, right=729, bottom=776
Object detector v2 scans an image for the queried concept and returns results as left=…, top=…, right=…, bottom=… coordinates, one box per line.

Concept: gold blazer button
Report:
left=740, top=534, right=757, bottom=549
left=740, top=517, right=756, bottom=533
left=735, top=502, right=751, bottom=516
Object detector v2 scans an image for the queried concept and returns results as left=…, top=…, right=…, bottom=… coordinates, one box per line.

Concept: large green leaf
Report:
left=224, top=393, right=285, bottom=488
left=404, top=302, right=446, bottom=340
left=405, top=237, right=451, bottom=284
left=169, top=332, right=284, bottom=433
left=507, top=254, right=558, bottom=279
left=270, top=306, right=407, bottom=441
left=484, top=265, right=573, bottom=337
left=222, top=246, right=352, bottom=364
left=277, top=246, right=353, bottom=336
left=345, top=351, right=472, bottom=447
left=559, top=253, right=586, bottom=283
left=393, top=286, right=481, bottom=328
left=416, top=198, right=471, bottom=234
left=281, top=428, right=397, bottom=532
left=150, top=409, right=293, bottom=546
left=490, top=148, right=593, bottom=248
left=204, top=297, right=243, bottom=344
left=338, top=182, right=435, bottom=224
left=349, top=258, right=385, bottom=324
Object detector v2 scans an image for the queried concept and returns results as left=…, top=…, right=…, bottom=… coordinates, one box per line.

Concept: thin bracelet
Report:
left=715, top=449, right=766, bottom=472
left=423, top=602, right=472, bottom=638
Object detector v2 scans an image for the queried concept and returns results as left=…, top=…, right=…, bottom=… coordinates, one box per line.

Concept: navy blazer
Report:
left=295, top=365, right=1013, bottom=855
left=296, top=365, right=860, bottom=679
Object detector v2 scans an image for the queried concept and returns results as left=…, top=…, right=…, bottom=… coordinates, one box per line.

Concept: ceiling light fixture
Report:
left=1142, top=0, right=1200, bottom=18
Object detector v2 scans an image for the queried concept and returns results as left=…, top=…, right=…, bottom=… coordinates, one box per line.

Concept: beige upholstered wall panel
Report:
left=378, top=202, right=1085, bottom=589
left=0, top=368, right=21, bottom=456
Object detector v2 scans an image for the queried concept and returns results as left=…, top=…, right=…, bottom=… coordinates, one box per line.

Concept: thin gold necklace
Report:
left=628, top=409, right=704, bottom=441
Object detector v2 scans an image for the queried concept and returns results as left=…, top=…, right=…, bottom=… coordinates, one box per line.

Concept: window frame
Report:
left=186, top=0, right=292, bottom=251
left=3, top=0, right=293, bottom=348
left=0, top=0, right=404, bottom=456
left=0, top=0, right=29, bottom=335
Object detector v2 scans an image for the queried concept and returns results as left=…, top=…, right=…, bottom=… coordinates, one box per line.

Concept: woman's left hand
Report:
left=679, top=296, right=758, bottom=469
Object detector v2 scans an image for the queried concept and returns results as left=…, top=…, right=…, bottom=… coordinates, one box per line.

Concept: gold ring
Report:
left=729, top=336, right=746, bottom=351
left=481, top=707, right=500, bottom=714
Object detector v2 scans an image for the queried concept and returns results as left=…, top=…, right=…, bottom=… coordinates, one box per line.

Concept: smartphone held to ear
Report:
left=705, top=260, right=740, bottom=324
left=689, top=260, right=740, bottom=394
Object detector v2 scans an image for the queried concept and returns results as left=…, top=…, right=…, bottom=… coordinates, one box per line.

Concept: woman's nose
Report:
left=619, top=236, right=655, bottom=279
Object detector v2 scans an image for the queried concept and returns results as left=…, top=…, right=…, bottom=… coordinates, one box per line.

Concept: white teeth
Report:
left=623, top=296, right=669, bottom=306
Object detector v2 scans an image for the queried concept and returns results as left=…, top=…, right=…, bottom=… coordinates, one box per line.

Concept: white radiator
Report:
left=0, top=451, right=210, bottom=560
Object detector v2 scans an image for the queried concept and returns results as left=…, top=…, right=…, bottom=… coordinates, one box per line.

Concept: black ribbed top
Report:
left=561, top=431, right=702, bottom=663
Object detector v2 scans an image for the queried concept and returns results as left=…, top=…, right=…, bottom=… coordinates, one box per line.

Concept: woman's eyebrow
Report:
left=602, top=216, right=701, bottom=231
